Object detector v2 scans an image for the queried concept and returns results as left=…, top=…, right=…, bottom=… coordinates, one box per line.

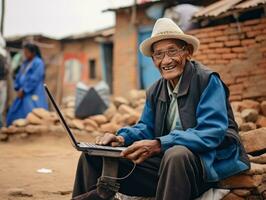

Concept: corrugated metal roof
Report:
left=193, top=0, right=266, bottom=20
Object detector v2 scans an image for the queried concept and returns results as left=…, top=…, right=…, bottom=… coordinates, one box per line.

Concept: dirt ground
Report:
left=0, top=133, right=96, bottom=200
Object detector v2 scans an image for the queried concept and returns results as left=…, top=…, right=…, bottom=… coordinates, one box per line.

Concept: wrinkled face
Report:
left=152, top=39, right=190, bottom=82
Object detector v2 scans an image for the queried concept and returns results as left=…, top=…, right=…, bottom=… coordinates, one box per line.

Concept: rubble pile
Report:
left=0, top=94, right=265, bottom=199
left=0, top=90, right=146, bottom=141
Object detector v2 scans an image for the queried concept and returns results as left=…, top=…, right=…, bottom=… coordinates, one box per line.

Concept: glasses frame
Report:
left=152, top=46, right=186, bottom=61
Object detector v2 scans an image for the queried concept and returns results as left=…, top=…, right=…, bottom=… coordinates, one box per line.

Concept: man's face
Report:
left=152, top=39, right=189, bottom=81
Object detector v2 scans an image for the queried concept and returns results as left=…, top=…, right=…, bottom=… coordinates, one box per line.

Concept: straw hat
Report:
left=140, top=18, right=200, bottom=57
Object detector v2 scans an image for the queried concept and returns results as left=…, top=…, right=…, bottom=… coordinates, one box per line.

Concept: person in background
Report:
left=6, top=43, right=48, bottom=126
left=0, top=54, right=8, bottom=127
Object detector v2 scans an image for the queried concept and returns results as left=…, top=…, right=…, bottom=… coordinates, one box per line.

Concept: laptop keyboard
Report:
left=79, top=142, right=126, bottom=151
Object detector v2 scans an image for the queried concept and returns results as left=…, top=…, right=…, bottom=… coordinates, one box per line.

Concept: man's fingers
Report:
left=95, top=136, right=101, bottom=144
left=134, top=153, right=149, bottom=164
left=122, top=143, right=139, bottom=156
left=125, top=148, right=145, bottom=161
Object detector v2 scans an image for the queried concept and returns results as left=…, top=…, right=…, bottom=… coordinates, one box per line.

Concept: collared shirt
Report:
left=166, top=76, right=183, bottom=131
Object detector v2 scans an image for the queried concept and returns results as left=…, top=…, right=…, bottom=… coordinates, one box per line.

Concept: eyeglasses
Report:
left=152, top=46, right=186, bottom=61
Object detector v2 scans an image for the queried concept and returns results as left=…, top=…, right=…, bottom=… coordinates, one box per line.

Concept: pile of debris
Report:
left=0, top=90, right=146, bottom=141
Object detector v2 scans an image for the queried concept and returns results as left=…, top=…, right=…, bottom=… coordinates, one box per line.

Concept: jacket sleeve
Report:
left=21, top=59, right=45, bottom=94
left=117, top=99, right=155, bottom=146
left=158, top=75, right=228, bottom=153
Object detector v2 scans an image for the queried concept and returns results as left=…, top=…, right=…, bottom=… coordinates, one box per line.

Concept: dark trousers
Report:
left=72, top=145, right=215, bottom=200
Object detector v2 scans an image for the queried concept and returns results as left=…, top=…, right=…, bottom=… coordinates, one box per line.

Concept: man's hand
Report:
left=121, top=140, right=161, bottom=164
left=95, top=133, right=125, bottom=147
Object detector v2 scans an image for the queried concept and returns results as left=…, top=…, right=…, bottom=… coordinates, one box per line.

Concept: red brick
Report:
left=236, top=76, right=248, bottom=83
left=242, top=26, right=252, bottom=32
left=237, top=53, right=247, bottom=59
left=195, top=32, right=209, bottom=39
left=252, top=24, right=266, bottom=31
left=194, top=54, right=208, bottom=60
left=199, top=37, right=215, bottom=44
left=224, top=28, right=239, bottom=35
left=207, top=30, right=224, bottom=37
left=229, top=84, right=244, bottom=95
left=255, top=35, right=266, bottom=42
left=207, top=54, right=221, bottom=60
left=229, top=95, right=242, bottom=101
left=215, top=48, right=231, bottom=53
left=243, top=18, right=260, bottom=26
left=228, top=34, right=245, bottom=40
left=246, top=30, right=262, bottom=38
left=222, top=53, right=238, bottom=59
left=232, top=47, right=246, bottom=53
left=225, top=40, right=241, bottom=47
left=215, top=59, right=230, bottom=64
left=241, top=39, right=256, bottom=46
left=215, top=36, right=228, bottom=41
left=209, top=42, right=224, bottom=48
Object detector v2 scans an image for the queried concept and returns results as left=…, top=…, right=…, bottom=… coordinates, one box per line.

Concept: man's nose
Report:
left=161, top=54, right=172, bottom=65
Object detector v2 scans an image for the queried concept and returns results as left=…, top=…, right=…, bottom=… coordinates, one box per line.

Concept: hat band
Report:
left=155, top=31, right=183, bottom=36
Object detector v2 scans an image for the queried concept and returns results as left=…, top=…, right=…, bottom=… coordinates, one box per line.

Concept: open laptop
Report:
left=44, top=84, right=126, bottom=158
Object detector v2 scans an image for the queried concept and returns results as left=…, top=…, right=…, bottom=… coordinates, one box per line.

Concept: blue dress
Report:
left=6, top=56, right=48, bottom=126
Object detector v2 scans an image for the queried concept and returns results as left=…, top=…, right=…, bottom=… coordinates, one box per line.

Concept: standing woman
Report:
left=6, top=43, right=48, bottom=126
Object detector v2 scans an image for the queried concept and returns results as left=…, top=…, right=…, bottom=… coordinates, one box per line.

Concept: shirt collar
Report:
left=167, top=75, right=182, bottom=98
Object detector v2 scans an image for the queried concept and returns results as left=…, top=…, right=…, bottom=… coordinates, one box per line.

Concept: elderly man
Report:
left=72, top=18, right=250, bottom=200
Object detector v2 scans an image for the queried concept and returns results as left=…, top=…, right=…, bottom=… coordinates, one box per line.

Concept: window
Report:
left=64, top=59, right=82, bottom=83
left=89, top=59, right=96, bottom=79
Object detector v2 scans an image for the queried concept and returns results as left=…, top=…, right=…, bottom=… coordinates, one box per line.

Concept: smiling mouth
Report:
left=162, top=65, right=176, bottom=71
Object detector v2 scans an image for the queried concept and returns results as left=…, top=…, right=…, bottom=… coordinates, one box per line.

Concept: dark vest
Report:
left=146, top=60, right=249, bottom=166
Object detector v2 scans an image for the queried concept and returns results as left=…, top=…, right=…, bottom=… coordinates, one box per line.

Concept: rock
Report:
left=99, top=123, right=121, bottom=134
left=32, top=108, right=51, bottom=119
left=261, top=101, right=266, bottom=116
left=83, top=118, right=98, bottom=129
left=49, top=125, right=65, bottom=134
left=120, top=114, right=139, bottom=126
left=118, top=104, right=138, bottom=116
left=245, top=163, right=266, bottom=175
left=113, top=97, right=129, bottom=108
left=222, top=192, right=244, bottom=200
left=241, top=109, right=258, bottom=122
left=25, top=125, right=48, bottom=134
left=128, top=90, right=146, bottom=104
left=26, top=112, right=43, bottom=125
left=85, top=125, right=96, bottom=132
left=90, top=115, right=108, bottom=125
left=219, top=174, right=264, bottom=188
left=72, top=119, right=84, bottom=130
left=235, top=116, right=244, bottom=128
left=239, top=100, right=260, bottom=112
left=249, top=153, right=266, bottom=164
left=240, top=128, right=266, bottom=153
left=136, top=104, right=145, bottom=113
left=111, top=113, right=123, bottom=125
left=231, top=101, right=242, bottom=113
left=63, top=109, right=75, bottom=119
left=12, top=119, right=28, bottom=127
left=239, top=122, right=256, bottom=132
left=0, top=133, right=8, bottom=141
left=4, top=126, right=24, bottom=135
left=104, top=103, right=117, bottom=120
left=256, top=115, right=266, bottom=128
left=7, top=188, right=33, bottom=197
left=232, top=189, right=251, bottom=197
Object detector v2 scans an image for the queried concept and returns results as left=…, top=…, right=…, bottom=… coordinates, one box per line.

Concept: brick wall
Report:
left=189, top=17, right=266, bottom=101
left=112, top=8, right=154, bottom=96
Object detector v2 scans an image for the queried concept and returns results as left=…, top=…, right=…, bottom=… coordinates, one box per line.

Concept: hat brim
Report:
left=140, top=34, right=200, bottom=57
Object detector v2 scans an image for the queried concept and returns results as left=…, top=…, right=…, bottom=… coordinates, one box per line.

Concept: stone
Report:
left=104, top=103, right=117, bottom=120
left=32, top=108, right=51, bottom=119
left=240, top=128, right=266, bottom=153
left=256, top=115, right=266, bottom=128
left=111, top=113, right=123, bottom=125
left=7, top=188, right=33, bottom=197
left=222, top=192, right=244, bottom=200
left=12, top=119, right=28, bottom=127
left=136, top=104, right=145, bottom=113
left=249, top=153, right=266, bottom=164
left=49, top=125, right=65, bottom=134
left=245, top=163, right=266, bottom=175
left=241, top=109, right=258, bottom=122
left=231, top=101, right=242, bottom=112
left=128, top=90, right=146, bottom=104
left=90, top=115, right=108, bottom=125
left=63, top=109, right=75, bottom=119
left=219, top=174, right=264, bottom=188
left=239, top=100, right=260, bottom=112
left=72, top=119, right=84, bottom=130
left=83, top=118, right=98, bottom=129
left=232, top=189, right=251, bottom=197
left=0, top=133, right=8, bottom=141
left=261, top=101, right=266, bottom=116
left=118, top=104, right=139, bottom=116
left=85, top=125, right=96, bottom=132
left=239, top=122, right=256, bottom=132
left=26, top=112, right=43, bottom=125
left=120, top=114, right=139, bottom=126
left=99, top=123, right=121, bottom=134
left=4, top=126, right=24, bottom=135
left=113, top=97, right=129, bottom=108
left=25, top=125, right=48, bottom=134
left=235, top=116, right=244, bottom=128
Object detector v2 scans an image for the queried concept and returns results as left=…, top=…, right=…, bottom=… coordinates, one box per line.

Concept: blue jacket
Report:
left=7, top=56, right=48, bottom=126
left=118, top=60, right=250, bottom=182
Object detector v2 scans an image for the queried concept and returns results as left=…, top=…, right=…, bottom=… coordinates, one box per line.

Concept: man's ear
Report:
left=185, top=44, right=193, bottom=60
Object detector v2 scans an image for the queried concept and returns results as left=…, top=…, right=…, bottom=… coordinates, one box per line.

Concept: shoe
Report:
left=72, top=188, right=115, bottom=200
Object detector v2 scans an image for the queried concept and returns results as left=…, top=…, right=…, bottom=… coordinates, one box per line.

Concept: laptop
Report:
left=44, top=84, right=126, bottom=158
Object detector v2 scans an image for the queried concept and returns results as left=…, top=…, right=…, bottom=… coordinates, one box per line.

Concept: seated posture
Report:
left=72, top=18, right=250, bottom=200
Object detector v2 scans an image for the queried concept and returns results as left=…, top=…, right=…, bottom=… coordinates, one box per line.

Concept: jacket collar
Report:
left=158, top=60, right=193, bottom=102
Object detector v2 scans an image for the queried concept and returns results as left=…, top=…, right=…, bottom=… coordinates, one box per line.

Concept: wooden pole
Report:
left=1, top=0, right=5, bottom=35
